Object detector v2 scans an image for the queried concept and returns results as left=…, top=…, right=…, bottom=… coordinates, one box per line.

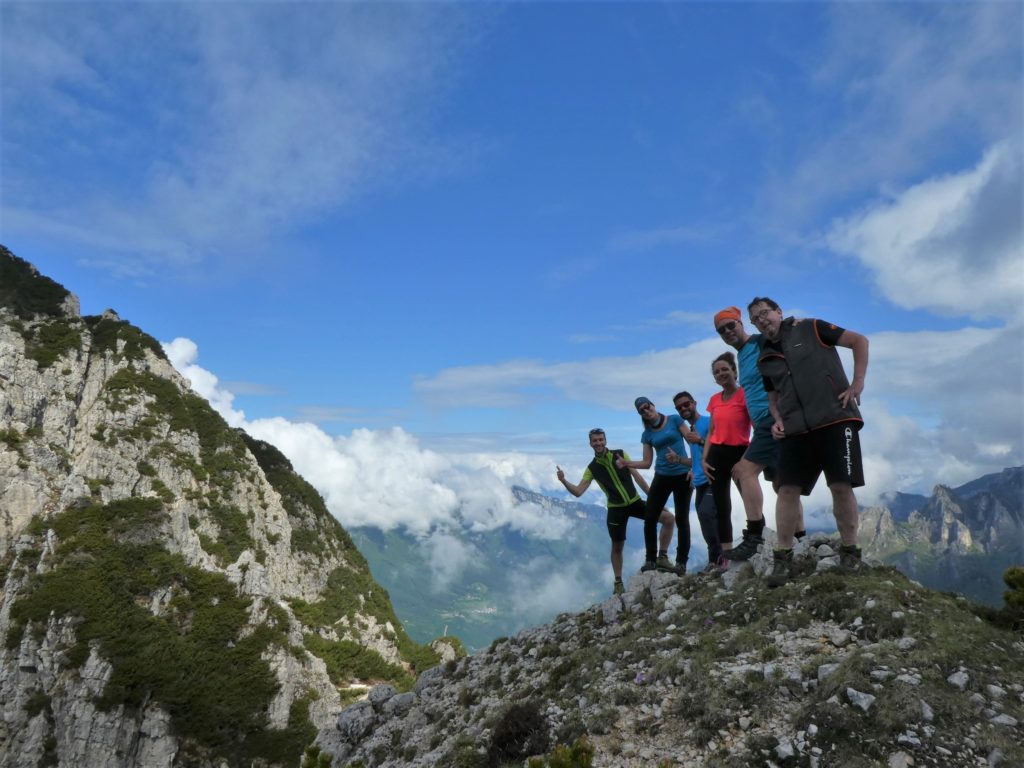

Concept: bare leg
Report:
left=829, top=482, right=859, bottom=546
left=658, top=508, right=675, bottom=552
left=775, top=485, right=801, bottom=549
left=611, top=540, right=625, bottom=579
left=732, top=458, right=765, bottom=522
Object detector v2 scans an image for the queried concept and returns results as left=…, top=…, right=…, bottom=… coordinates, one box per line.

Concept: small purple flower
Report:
left=634, top=672, right=646, bottom=685
left=704, top=617, right=714, bottom=627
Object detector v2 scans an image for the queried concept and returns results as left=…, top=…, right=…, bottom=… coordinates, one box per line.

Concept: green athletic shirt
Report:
left=582, top=449, right=642, bottom=508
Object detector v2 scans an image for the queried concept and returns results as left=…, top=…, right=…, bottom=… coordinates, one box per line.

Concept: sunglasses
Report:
left=716, top=321, right=737, bottom=335
left=588, top=428, right=605, bottom=436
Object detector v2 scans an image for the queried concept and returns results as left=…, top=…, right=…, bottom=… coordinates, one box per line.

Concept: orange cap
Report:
left=713, top=306, right=742, bottom=328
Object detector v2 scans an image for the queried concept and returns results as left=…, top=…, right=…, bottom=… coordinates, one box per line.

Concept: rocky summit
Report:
left=315, top=534, right=1024, bottom=768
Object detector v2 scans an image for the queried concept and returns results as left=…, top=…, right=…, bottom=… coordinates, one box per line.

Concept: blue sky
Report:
left=2, top=2, right=1022, bottom=589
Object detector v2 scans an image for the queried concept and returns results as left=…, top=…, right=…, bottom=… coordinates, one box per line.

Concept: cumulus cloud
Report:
left=163, top=339, right=577, bottom=548
left=829, top=143, right=1023, bottom=322
left=163, top=337, right=246, bottom=427
left=764, top=2, right=1022, bottom=225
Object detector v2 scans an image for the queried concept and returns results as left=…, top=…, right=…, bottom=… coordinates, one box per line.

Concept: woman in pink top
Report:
left=702, top=351, right=752, bottom=560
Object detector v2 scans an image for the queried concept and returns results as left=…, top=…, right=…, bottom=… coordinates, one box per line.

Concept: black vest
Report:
left=588, top=449, right=641, bottom=508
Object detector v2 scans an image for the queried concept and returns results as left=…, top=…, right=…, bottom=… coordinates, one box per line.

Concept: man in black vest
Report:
left=557, top=428, right=675, bottom=595
left=748, top=297, right=870, bottom=588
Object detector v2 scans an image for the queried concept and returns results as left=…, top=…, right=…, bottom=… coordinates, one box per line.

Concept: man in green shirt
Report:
left=557, top=428, right=675, bottom=595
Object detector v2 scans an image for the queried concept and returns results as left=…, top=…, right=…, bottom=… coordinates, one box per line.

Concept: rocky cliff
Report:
left=859, top=467, right=1024, bottom=605
left=314, top=537, right=1024, bottom=768
left=0, top=246, right=452, bottom=767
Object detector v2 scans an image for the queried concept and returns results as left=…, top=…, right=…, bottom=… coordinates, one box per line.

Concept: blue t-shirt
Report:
left=641, top=413, right=689, bottom=476
left=688, top=414, right=711, bottom=487
left=738, top=335, right=770, bottom=423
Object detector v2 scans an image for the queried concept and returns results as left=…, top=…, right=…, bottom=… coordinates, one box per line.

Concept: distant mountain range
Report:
left=860, top=466, right=1023, bottom=605
left=350, top=488, right=616, bottom=652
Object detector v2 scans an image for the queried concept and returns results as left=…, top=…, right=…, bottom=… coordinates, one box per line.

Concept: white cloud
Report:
left=163, top=337, right=246, bottom=427
left=163, top=338, right=580, bottom=542
left=1, top=4, right=479, bottom=272
left=422, top=531, right=476, bottom=592
left=413, top=321, right=1023, bottom=502
left=413, top=338, right=727, bottom=410
left=765, top=2, right=1022, bottom=225
left=506, top=558, right=603, bottom=623
left=829, top=142, right=1023, bottom=322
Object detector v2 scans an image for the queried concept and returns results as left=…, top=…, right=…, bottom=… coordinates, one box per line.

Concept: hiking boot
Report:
left=700, top=561, right=718, bottom=575
left=716, top=554, right=730, bottom=574
left=839, top=544, right=865, bottom=572
left=675, top=560, right=688, bottom=576
left=766, top=548, right=794, bottom=588
left=656, top=555, right=681, bottom=574
left=613, top=580, right=625, bottom=596
left=722, top=529, right=764, bottom=561
left=640, top=559, right=658, bottom=573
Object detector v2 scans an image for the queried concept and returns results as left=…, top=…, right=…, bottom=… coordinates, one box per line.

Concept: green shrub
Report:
left=487, top=700, right=550, bottom=765
left=25, top=319, right=82, bottom=369
left=5, top=497, right=301, bottom=766
left=303, top=633, right=412, bottom=689
left=0, top=247, right=71, bottom=319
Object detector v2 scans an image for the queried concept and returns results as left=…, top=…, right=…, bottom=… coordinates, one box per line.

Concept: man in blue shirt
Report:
left=669, top=391, right=726, bottom=574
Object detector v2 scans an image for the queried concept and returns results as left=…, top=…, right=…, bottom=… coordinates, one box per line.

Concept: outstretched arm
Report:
left=556, top=467, right=592, bottom=498
left=836, top=330, right=869, bottom=408
left=617, top=444, right=654, bottom=470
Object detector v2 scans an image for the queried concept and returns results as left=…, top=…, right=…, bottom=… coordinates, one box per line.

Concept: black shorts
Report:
left=607, top=498, right=646, bottom=542
left=777, top=421, right=865, bottom=496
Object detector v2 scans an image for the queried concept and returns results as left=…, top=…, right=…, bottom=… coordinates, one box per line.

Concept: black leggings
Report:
left=644, top=472, right=692, bottom=563
left=705, top=443, right=746, bottom=548
left=694, top=483, right=721, bottom=562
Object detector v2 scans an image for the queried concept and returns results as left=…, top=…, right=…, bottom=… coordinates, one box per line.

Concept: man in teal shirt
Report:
left=557, top=428, right=674, bottom=595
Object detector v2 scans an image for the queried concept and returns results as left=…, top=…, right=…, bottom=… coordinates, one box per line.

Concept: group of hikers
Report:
left=556, top=298, right=869, bottom=595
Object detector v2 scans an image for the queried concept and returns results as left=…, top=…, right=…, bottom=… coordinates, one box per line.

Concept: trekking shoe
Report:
left=716, top=554, right=730, bottom=573
left=722, top=529, right=764, bottom=561
left=839, top=544, right=865, bottom=572
left=675, top=560, right=688, bottom=576
left=640, top=560, right=658, bottom=573
left=766, top=548, right=794, bottom=588
left=613, top=580, right=625, bottom=596
left=700, top=561, right=718, bottom=575
left=655, top=555, right=681, bottom=574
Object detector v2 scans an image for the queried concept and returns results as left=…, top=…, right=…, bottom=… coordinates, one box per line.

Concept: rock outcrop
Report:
left=0, top=246, right=446, bottom=767
left=859, top=467, right=1024, bottom=605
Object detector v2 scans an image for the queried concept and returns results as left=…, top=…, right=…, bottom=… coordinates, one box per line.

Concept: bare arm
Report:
left=556, top=466, right=592, bottom=498
left=665, top=447, right=693, bottom=467
left=679, top=421, right=700, bottom=445
left=617, top=444, right=654, bottom=470
left=836, top=329, right=869, bottom=407
left=702, top=418, right=716, bottom=481
left=630, top=467, right=651, bottom=495
left=768, top=391, right=785, bottom=439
